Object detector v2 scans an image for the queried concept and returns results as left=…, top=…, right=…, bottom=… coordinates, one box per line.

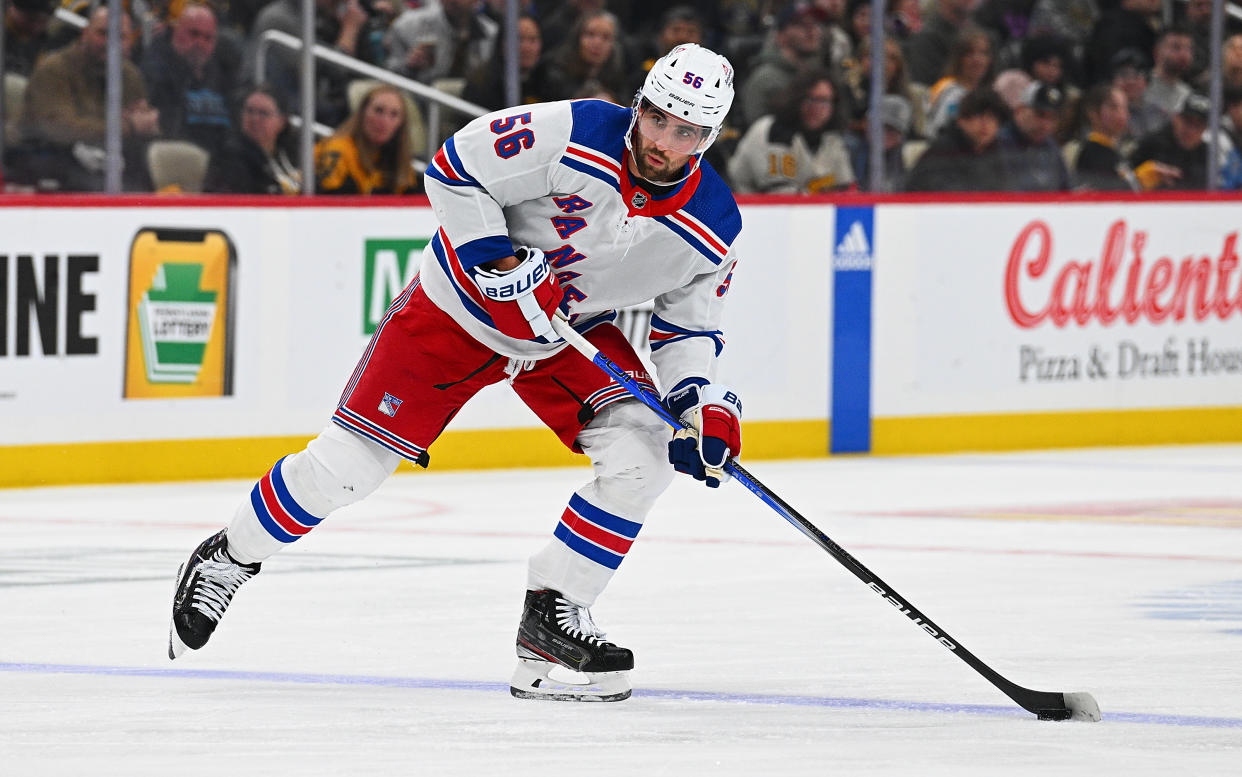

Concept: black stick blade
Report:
left=1038, top=692, right=1101, bottom=722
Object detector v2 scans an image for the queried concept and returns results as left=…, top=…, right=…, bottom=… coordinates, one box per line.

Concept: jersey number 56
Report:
left=490, top=112, right=535, bottom=159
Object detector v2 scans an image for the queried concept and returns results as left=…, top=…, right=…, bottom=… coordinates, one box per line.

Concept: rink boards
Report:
left=1, top=193, right=1239, bottom=485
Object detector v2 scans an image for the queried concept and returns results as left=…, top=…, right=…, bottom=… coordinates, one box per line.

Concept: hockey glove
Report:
left=472, top=246, right=564, bottom=341
left=665, top=379, right=743, bottom=488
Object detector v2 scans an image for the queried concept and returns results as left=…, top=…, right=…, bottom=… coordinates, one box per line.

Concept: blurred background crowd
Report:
left=2, top=0, right=1241, bottom=195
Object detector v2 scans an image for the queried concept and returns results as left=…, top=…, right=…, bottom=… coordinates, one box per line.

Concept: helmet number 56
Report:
left=682, top=72, right=704, bottom=89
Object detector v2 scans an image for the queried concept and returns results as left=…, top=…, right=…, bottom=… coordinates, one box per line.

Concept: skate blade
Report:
left=168, top=624, right=189, bottom=660
left=509, top=658, right=631, bottom=702
left=168, top=562, right=189, bottom=660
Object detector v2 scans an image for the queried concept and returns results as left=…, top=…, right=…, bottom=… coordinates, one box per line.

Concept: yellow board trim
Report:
left=872, top=406, right=1242, bottom=454
left=8, top=407, right=1238, bottom=488
left=0, top=420, right=830, bottom=489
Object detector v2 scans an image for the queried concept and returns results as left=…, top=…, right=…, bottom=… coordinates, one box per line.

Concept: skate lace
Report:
left=555, top=598, right=608, bottom=645
left=190, top=550, right=256, bottom=623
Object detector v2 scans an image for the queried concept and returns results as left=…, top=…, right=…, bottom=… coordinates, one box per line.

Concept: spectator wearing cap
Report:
left=1144, top=25, right=1195, bottom=122
left=905, top=86, right=1009, bottom=191
left=1075, top=83, right=1143, bottom=191
left=1085, top=0, right=1160, bottom=85
left=903, top=0, right=977, bottom=87
left=1110, top=48, right=1165, bottom=150
left=3, top=0, right=56, bottom=76
left=1020, top=34, right=1081, bottom=142
left=846, top=93, right=913, bottom=192
left=728, top=68, right=856, bottom=193
left=1129, top=92, right=1210, bottom=189
left=925, top=26, right=993, bottom=138
left=997, top=82, right=1071, bottom=191
left=737, top=1, right=827, bottom=128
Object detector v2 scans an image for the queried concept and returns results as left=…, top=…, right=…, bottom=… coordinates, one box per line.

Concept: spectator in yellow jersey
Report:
left=314, top=85, right=417, bottom=195
left=728, top=68, right=856, bottom=194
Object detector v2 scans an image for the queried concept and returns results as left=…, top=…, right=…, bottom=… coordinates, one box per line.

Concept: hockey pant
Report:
left=225, top=280, right=673, bottom=606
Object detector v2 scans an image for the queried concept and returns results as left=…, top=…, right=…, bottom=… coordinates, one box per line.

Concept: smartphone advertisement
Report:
left=124, top=227, right=237, bottom=398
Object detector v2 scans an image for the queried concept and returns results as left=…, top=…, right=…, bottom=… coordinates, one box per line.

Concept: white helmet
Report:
left=641, top=43, right=734, bottom=132
left=628, top=43, right=735, bottom=166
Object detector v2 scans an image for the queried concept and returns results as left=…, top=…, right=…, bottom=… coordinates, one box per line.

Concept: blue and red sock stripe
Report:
left=251, top=456, right=323, bottom=544
left=552, top=493, right=643, bottom=570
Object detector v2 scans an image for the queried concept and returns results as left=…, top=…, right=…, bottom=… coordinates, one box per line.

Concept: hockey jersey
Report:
left=420, top=99, right=743, bottom=393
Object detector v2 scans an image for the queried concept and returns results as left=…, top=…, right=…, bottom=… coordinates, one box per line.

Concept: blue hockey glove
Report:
left=665, top=379, right=743, bottom=488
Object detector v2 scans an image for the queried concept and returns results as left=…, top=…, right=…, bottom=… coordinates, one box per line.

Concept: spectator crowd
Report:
left=3, top=0, right=1241, bottom=194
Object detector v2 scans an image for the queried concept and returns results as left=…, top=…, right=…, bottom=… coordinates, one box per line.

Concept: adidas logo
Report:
left=834, top=220, right=872, bottom=271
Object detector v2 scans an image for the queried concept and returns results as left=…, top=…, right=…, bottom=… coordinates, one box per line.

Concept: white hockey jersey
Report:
left=420, top=99, right=742, bottom=394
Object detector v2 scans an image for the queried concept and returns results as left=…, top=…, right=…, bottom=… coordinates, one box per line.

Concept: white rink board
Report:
left=873, top=202, right=1242, bottom=417
left=0, top=203, right=829, bottom=447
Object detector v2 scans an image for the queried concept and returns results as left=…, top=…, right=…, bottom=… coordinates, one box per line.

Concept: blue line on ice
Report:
left=2, top=661, right=1238, bottom=729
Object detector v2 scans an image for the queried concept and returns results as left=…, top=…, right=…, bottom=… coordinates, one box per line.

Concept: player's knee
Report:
left=298, top=422, right=400, bottom=510
left=585, top=403, right=675, bottom=511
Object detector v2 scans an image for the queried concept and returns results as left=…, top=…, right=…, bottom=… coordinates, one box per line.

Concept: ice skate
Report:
left=510, top=588, right=633, bottom=702
left=168, top=529, right=261, bottom=659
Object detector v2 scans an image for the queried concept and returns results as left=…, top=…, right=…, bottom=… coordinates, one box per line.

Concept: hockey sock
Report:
left=226, top=423, right=400, bottom=563
left=527, top=403, right=673, bottom=605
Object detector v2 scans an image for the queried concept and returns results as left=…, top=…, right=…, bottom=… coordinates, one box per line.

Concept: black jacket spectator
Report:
left=906, top=123, right=1006, bottom=190
left=1076, top=137, right=1138, bottom=191
left=1129, top=126, right=1208, bottom=190
left=141, top=6, right=240, bottom=159
left=905, top=88, right=1009, bottom=191
left=998, top=121, right=1072, bottom=190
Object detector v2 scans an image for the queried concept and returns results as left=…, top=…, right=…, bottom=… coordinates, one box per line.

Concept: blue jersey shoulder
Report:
left=567, top=99, right=630, bottom=161
left=685, top=160, right=742, bottom=247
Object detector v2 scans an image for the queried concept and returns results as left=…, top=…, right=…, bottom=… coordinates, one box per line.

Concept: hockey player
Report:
left=168, top=43, right=744, bottom=702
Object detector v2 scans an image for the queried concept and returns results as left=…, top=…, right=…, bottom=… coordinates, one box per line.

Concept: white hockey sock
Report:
left=226, top=423, right=400, bottom=564
left=527, top=403, right=673, bottom=605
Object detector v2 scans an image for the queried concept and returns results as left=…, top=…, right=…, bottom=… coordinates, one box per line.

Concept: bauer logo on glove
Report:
left=472, top=246, right=564, bottom=341
left=664, top=380, right=742, bottom=488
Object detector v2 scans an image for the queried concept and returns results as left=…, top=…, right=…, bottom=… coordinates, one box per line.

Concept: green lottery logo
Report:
left=363, top=238, right=428, bottom=334
left=137, top=263, right=216, bottom=384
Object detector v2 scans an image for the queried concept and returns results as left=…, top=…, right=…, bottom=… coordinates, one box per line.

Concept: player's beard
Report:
left=631, top=134, right=688, bottom=184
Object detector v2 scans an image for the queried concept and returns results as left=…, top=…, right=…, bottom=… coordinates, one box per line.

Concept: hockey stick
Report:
left=550, top=315, right=1100, bottom=722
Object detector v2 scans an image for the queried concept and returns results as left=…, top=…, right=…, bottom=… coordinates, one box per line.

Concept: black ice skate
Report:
left=510, top=588, right=633, bottom=702
left=168, top=529, right=261, bottom=659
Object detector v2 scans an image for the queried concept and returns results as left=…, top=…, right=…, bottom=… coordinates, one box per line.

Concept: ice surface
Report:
left=2, top=445, right=1240, bottom=775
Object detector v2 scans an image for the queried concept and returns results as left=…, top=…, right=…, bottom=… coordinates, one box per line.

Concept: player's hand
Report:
left=472, top=246, right=564, bottom=341
left=665, top=380, right=742, bottom=488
